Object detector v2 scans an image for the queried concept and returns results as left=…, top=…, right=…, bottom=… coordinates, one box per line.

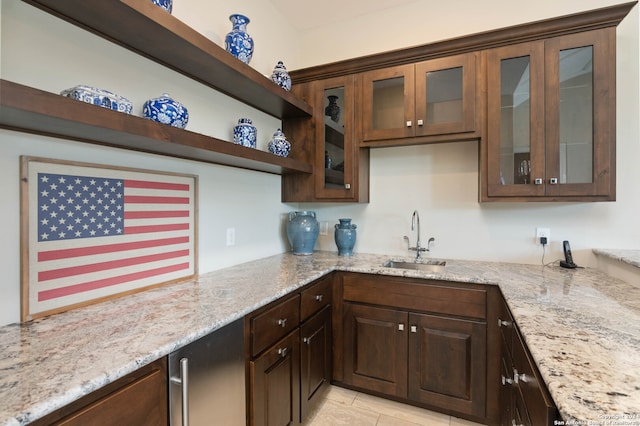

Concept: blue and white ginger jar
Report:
left=142, top=93, right=188, bottom=129
left=268, top=128, right=291, bottom=157
left=60, top=85, right=133, bottom=114
left=271, top=61, right=291, bottom=91
left=233, top=118, right=257, bottom=148
left=225, top=14, right=254, bottom=64
left=150, top=0, right=172, bottom=13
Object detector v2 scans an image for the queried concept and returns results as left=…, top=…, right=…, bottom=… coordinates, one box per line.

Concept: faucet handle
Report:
left=403, top=236, right=410, bottom=248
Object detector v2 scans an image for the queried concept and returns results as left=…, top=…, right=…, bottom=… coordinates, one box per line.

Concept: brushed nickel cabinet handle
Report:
left=315, top=294, right=323, bottom=302
left=277, top=347, right=288, bottom=357
left=277, top=318, right=287, bottom=328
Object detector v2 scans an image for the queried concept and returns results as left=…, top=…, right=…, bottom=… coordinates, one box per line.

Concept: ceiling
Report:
left=268, top=0, right=420, bottom=31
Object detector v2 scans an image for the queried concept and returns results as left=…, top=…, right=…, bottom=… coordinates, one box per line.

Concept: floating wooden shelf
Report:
left=0, top=80, right=312, bottom=175
left=23, top=0, right=313, bottom=119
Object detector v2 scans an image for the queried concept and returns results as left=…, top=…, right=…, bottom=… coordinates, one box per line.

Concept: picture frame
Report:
left=20, top=156, right=198, bottom=321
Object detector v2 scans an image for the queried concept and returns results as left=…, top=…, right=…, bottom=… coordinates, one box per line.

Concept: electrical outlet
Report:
left=319, top=221, right=329, bottom=236
left=536, top=227, right=550, bottom=244
left=226, top=228, right=236, bottom=246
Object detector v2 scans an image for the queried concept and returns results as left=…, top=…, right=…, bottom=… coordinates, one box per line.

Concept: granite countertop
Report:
left=593, top=248, right=640, bottom=269
left=0, top=252, right=639, bottom=425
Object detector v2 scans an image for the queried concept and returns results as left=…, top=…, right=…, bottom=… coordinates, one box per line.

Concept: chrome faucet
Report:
left=404, top=210, right=434, bottom=259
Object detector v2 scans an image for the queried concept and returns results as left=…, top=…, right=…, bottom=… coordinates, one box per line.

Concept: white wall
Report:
left=294, top=1, right=640, bottom=270
left=0, top=0, right=300, bottom=326
left=0, top=0, right=638, bottom=325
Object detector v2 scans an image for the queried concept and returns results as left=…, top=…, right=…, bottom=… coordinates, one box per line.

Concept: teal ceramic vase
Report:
left=334, top=218, right=357, bottom=256
left=286, top=211, right=319, bottom=255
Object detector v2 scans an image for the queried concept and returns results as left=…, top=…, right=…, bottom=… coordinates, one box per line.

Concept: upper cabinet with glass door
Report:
left=483, top=28, right=615, bottom=201
left=361, top=53, right=478, bottom=146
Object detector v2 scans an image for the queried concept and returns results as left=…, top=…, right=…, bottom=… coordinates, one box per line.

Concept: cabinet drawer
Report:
left=301, top=276, right=332, bottom=321
left=498, top=295, right=515, bottom=357
left=251, top=295, right=300, bottom=357
left=343, top=274, right=486, bottom=320
left=513, top=329, right=558, bottom=426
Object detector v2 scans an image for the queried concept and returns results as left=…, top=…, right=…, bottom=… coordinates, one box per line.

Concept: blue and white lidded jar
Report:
left=150, top=0, right=172, bottom=13
left=225, top=14, right=254, bottom=64
left=142, top=93, right=189, bottom=129
left=271, top=61, right=291, bottom=91
left=233, top=118, right=257, bottom=148
left=268, top=128, right=291, bottom=157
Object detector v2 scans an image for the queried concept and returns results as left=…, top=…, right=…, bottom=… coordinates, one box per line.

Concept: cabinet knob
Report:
left=277, top=318, right=287, bottom=328
left=549, top=177, right=558, bottom=184
left=513, top=368, right=529, bottom=384
left=302, top=337, right=310, bottom=345
left=277, top=347, right=288, bottom=357
left=410, top=325, right=417, bottom=333
left=498, top=319, right=512, bottom=328
left=512, top=421, right=524, bottom=426
left=406, top=120, right=412, bottom=127
left=501, top=375, right=514, bottom=386
left=315, top=294, right=324, bottom=302
left=417, top=119, right=424, bottom=126
left=534, top=178, right=543, bottom=185
left=344, top=183, right=351, bottom=190
left=398, top=323, right=404, bottom=331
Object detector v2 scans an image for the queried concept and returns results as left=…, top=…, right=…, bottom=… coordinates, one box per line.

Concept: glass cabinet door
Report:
left=486, top=42, right=546, bottom=197
left=315, top=76, right=356, bottom=199
left=414, top=53, right=476, bottom=136
left=544, top=29, right=613, bottom=197
left=361, top=64, right=415, bottom=141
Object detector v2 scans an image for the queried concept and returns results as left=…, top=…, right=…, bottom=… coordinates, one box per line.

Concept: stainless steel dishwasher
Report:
left=168, top=318, right=246, bottom=425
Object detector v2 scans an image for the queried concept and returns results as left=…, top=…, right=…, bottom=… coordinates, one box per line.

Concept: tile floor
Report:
left=305, top=385, right=484, bottom=426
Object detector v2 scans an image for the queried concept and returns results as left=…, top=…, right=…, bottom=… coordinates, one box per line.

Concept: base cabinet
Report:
left=251, top=331, right=301, bottom=426
left=247, top=275, right=333, bottom=426
left=498, top=295, right=560, bottom=425
left=408, top=313, right=486, bottom=417
left=337, top=273, right=487, bottom=421
left=31, top=358, right=168, bottom=426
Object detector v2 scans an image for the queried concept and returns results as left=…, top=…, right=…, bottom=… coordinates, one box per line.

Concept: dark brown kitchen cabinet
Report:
left=408, top=313, right=486, bottom=417
left=360, top=53, right=479, bottom=146
left=300, top=306, right=332, bottom=419
left=30, top=358, right=168, bottom=426
left=337, top=273, right=487, bottom=421
left=342, top=303, right=408, bottom=397
left=282, top=76, right=369, bottom=202
left=497, top=294, right=560, bottom=425
left=246, top=275, right=333, bottom=426
left=251, top=330, right=301, bottom=426
left=483, top=28, right=615, bottom=201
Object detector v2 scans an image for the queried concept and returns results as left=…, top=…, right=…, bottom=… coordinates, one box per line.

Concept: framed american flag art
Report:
left=20, top=157, right=198, bottom=321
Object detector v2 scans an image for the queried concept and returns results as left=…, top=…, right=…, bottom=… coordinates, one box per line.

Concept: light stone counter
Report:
left=0, top=252, right=639, bottom=425
left=594, top=248, right=640, bottom=269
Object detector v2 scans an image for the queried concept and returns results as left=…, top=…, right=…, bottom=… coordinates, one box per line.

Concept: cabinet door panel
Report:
left=408, top=313, right=486, bottom=418
left=362, top=65, right=415, bottom=141
left=486, top=42, right=546, bottom=197
left=251, top=331, right=300, bottom=426
left=415, top=53, right=476, bottom=136
left=300, top=306, right=332, bottom=421
left=343, top=303, right=408, bottom=397
left=544, top=29, right=614, bottom=197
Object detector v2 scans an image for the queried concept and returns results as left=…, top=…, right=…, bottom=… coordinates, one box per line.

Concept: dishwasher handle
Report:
left=170, top=357, right=189, bottom=426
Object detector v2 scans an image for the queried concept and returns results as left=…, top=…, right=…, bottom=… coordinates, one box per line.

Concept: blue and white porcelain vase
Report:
left=225, top=14, right=254, bottom=64
left=286, top=211, right=319, bottom=255
left=271, top=61, right=291, bottom=91
left=150, top=0, right=172, bottom=13
left=268, top=128, right=291, bottom=157
left=233, top=118, right=257, bottom=148
left=142, top=93, right=188, bottom=128
left=334, top=218, right=357, bottom=256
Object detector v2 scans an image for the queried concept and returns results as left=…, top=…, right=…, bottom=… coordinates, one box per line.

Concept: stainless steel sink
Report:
left=383, top=260, right=446, bottom=273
